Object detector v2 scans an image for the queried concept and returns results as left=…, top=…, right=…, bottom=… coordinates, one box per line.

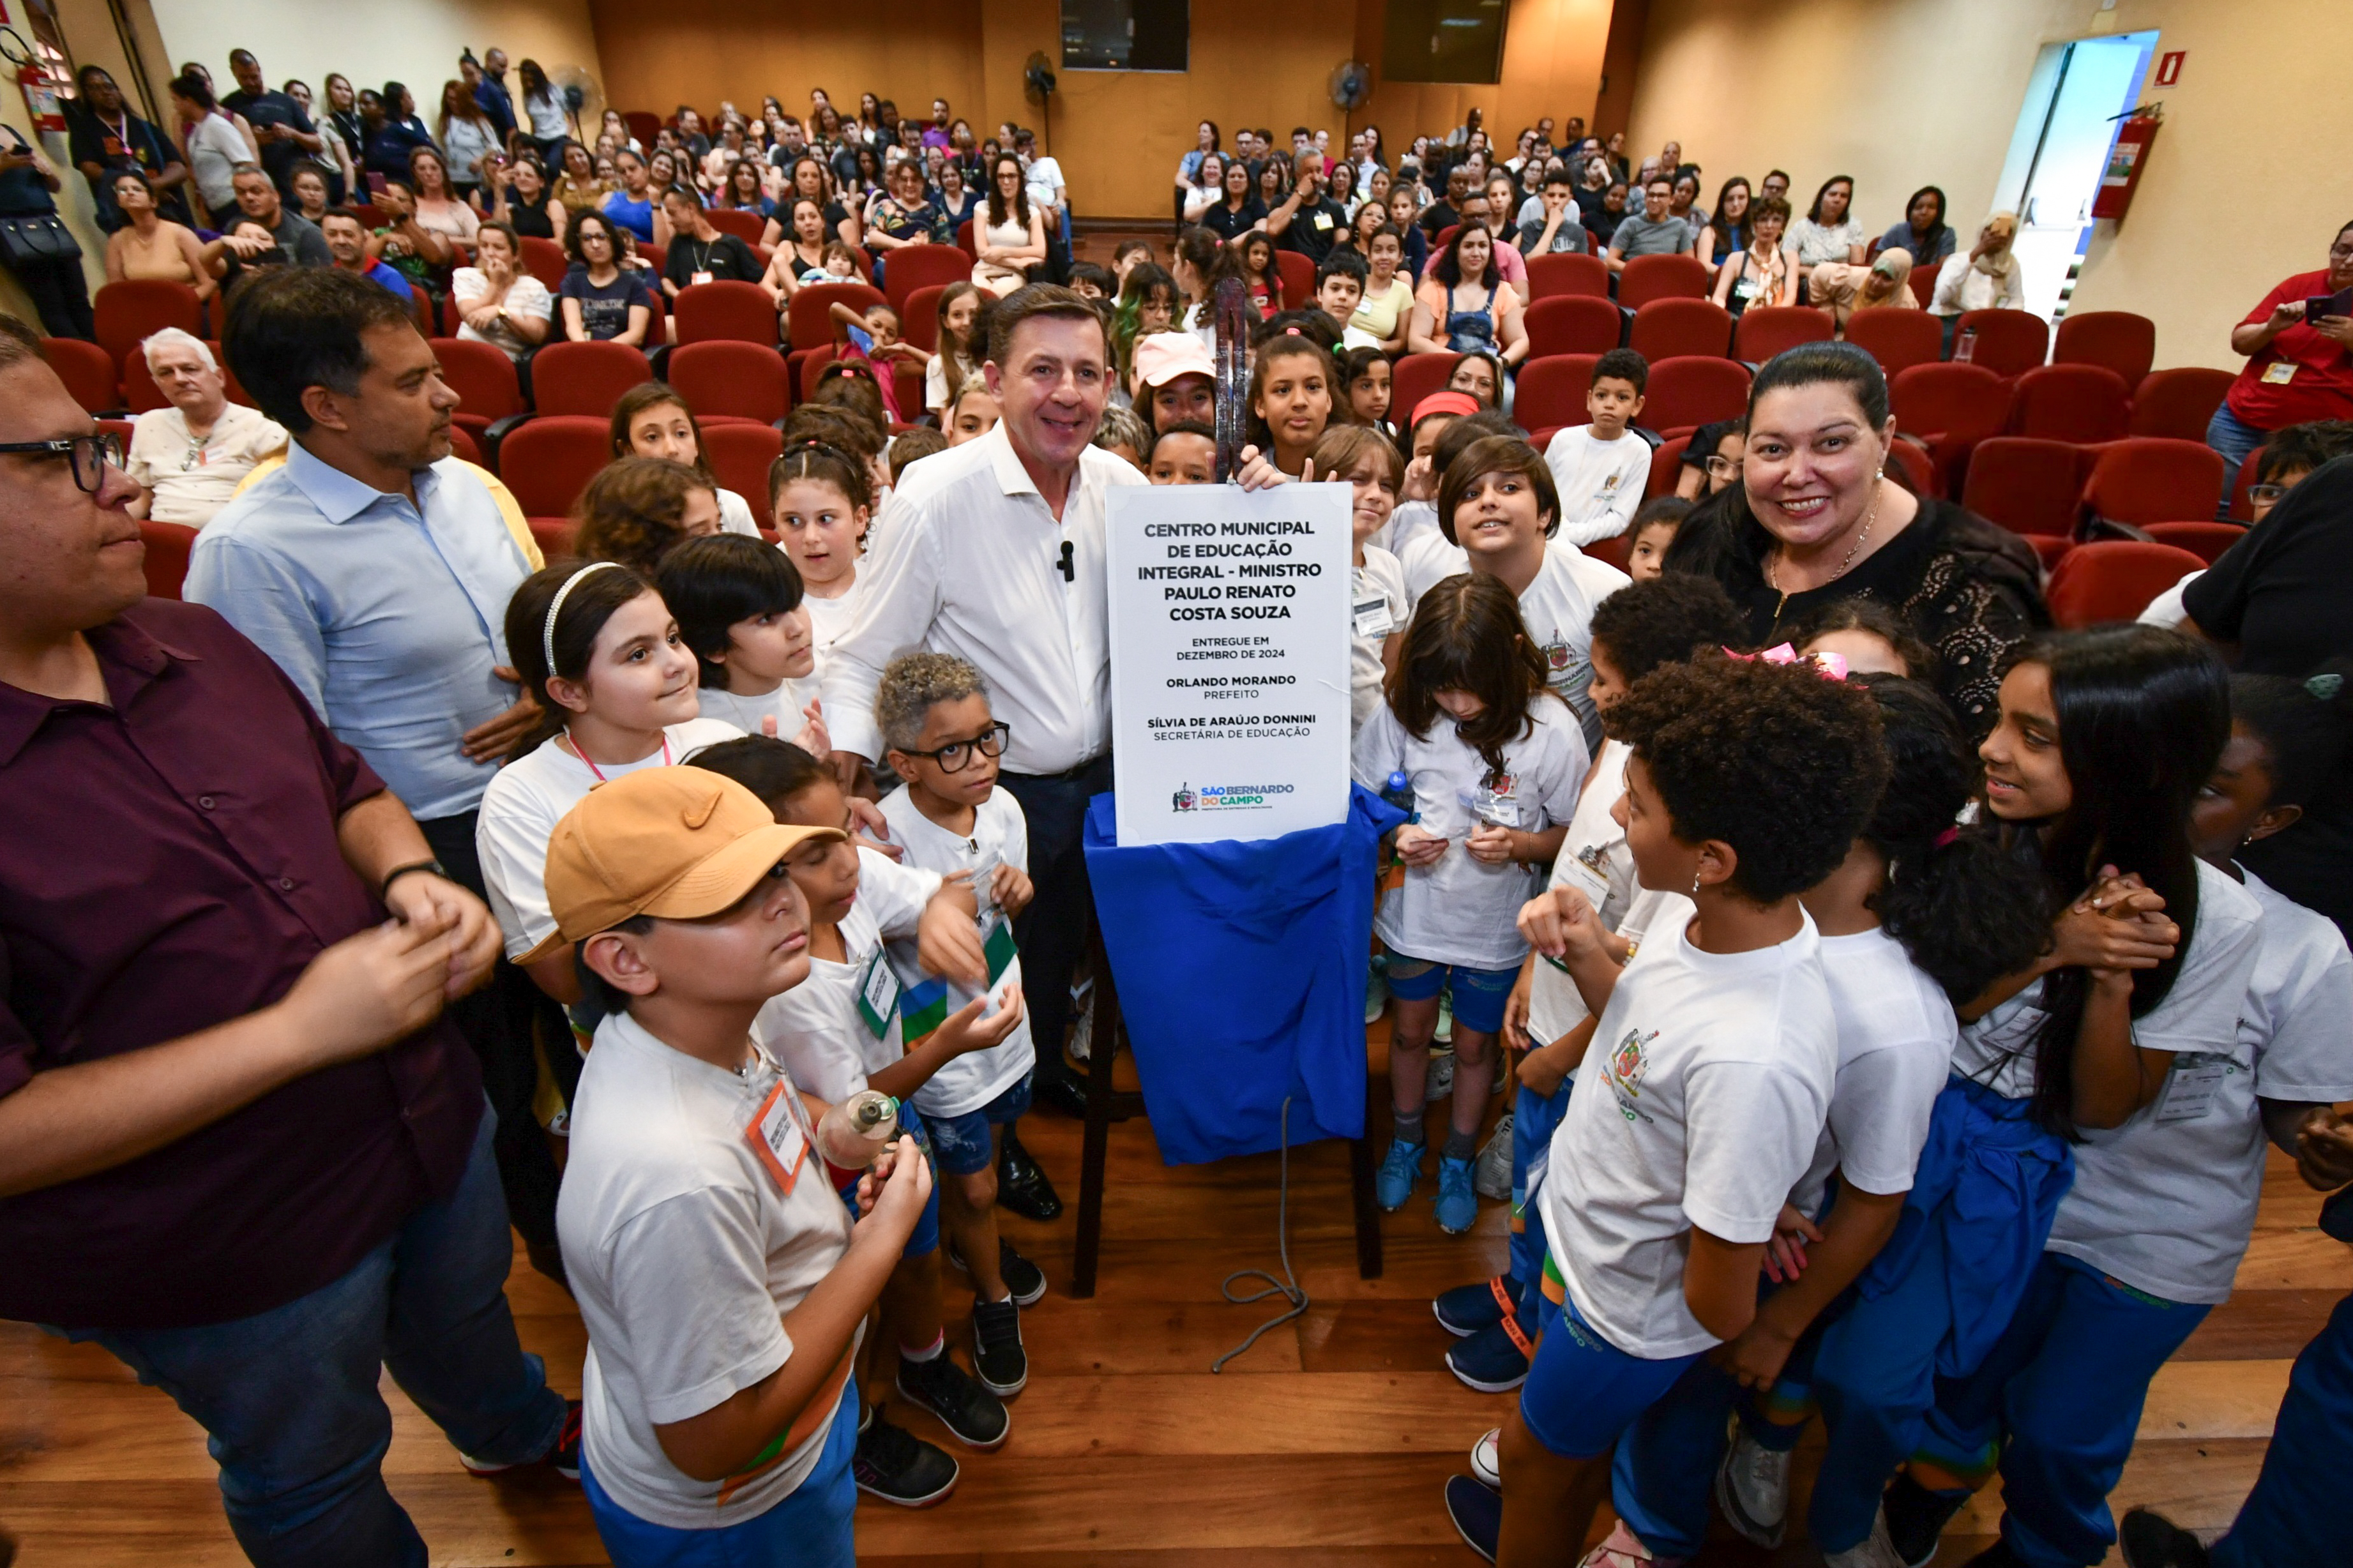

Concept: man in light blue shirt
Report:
left=186, top=267, right=568, bottom=1278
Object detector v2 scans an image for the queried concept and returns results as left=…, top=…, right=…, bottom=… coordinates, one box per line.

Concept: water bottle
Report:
left=1954, top=325, right=1978, bottom=363
left=814, top=1090, right=899, bottom=1169
left=1380, top=769, right=1418, bottom=823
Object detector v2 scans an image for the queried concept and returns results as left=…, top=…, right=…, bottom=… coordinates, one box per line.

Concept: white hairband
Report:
left=543, top=561, right=623, bottom=684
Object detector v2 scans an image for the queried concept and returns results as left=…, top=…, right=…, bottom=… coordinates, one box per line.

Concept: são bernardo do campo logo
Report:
left=1172, top=781, right=1296, bottom=813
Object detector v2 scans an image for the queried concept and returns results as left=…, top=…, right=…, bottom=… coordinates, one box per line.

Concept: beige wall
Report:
left=146, top=0, right=603, bottom=128
left=1623, top=0, right=2353, bottom=372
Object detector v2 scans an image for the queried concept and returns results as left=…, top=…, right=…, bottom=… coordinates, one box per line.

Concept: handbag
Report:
left=0, top=213, right=81, bottom=268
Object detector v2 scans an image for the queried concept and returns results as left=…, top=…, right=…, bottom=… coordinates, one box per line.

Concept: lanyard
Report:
left=566, top=730, right=670, bottom=781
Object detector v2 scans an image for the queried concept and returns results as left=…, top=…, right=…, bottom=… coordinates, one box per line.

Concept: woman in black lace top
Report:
left=1666, top=342, right=2046, bottom=735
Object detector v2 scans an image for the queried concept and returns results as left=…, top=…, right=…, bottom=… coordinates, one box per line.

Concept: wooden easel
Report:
left=1068, top=921, right=1385, bottom=1297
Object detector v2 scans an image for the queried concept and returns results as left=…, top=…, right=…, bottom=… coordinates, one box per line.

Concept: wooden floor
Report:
left=2, top=1025, right=2343, bottom=1567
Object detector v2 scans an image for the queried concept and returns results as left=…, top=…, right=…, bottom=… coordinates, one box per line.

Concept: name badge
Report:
left=1314, top=212, right=1333, bottom=230
left=743, top=1080, right=811, bottom=1192
left=1467, top=781, right=1524, bottom=829
left=692, top=269, right=715, bottom=287
left=1353, top=594, right=1396, bottom=638
left=1560, top=848, right=1612, bottom=910
left=856, top=946, right=902, bottom=1038
left=2156, top=1058, right=2228, bottom=1122
left=2261, top=361, right=2297, bottom=385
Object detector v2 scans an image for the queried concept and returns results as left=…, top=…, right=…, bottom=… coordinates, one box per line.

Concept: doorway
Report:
left=1992, top=29, right=2158, bottom=326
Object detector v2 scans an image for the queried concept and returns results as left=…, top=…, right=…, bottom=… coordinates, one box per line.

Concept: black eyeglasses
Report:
left=0, top=432, right=125, bottom=493
left=900, top=721, right=1010, bottom=773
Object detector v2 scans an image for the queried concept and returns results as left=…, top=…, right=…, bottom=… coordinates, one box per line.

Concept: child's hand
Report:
left=1517, top=1037, right=1573, bottom=1098
left=1465, top=823, right=1518, bottom=864
left=1393, top=822, right=1448, bottom=867
left=854, top=1137, right=933, bottom=1242
left=1234, top=445, right=1301, bottom=491
left=1501, top=967, right=1532, bottom=1053
left=991, top=863, right=1034, bottom=917
left=916, top=881, right=988, bottom=984
left=1760, top=1203, right=1822, bottom=1284
left=1400, top=453, right=1436, bottom=502
left=1711, top=1315, right=1800, bottom=1391
left=845, top=795, right=904, bottom=861
left=2053, top=866, right=2175, bottom=976
left=934, top=985, right=1024, bottom=1057
left=791, top=698, right=831, bottom=760
left=1517, top=884, right=1600, bottom=960
left=2296, top=1106, right=2353, bottom=1192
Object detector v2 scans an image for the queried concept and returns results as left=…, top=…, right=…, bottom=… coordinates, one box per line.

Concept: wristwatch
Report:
left=379, top=858, right=450, bottom=899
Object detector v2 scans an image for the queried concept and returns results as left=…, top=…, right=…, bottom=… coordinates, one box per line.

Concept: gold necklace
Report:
left=1767, top=477, right=1882, bottom=626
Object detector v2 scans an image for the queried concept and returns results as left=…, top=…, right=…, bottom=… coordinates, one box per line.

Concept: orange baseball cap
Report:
left=532, top=768, right=844, bottom=963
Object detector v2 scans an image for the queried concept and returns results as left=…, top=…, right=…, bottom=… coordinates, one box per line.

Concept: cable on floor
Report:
left=1212, top=1094, right=1309, bottom=1372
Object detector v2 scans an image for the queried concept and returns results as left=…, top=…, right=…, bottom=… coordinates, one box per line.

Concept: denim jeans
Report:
left=54, top=1103, right=566, bottom=1567
left=2205, top=402, right=2268, bottom=515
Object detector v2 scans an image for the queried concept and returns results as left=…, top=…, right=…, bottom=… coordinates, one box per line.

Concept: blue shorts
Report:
left=1519, top=1287, right=1706, bottom=1460
left=924, top=1069, right=1034, bottom=1178
left=1386, top=957, right=1517, bottom=1035
left=836, top=1106, right=940, bottom=1257
left=582, top=1382, right=859, bottom=1567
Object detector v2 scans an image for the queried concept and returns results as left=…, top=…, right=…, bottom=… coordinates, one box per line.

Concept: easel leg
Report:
left=1351, top=1064, right=1384, bottom=1280
left=1071, top=928, right=1119, bottom=1300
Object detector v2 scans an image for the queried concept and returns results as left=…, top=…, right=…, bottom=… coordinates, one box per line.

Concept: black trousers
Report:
left=997, top=755, right=1113, bottom=1092
left=6, top=246, right=95, bottom=341
left=418, top=811, right=576, bottom=1258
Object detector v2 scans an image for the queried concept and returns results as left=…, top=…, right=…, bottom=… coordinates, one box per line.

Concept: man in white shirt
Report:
left=124, top=328, right=288, bottom=526
left=824, top=285, right=1144, bottom=1117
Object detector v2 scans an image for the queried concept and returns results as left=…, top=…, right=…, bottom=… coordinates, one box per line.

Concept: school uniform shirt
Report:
left=1539, top=908, right=1838, bottom=1359
left=716, top=488, right=762, bottom=539
left=693, top=678, right=821, bottom=742
left=1377, top=499, right=1439, bottom=559
left=1950, top=859, right=2265, bottom=1103
left=1542, top=426, right=1651, bottom=547
left=1785, top=927, right=1956, bottom=1221
left=877, top=785, right=1038, bottom=1118
left=749, top=847, right=943, bottom=1104
left=1514, top=543, right=1631, bottom=753
left=558, top=1009, right=856, bottom=1531
left=1527, top=739, right=1637, bottom=1048
left=476, top=717, right=744, bottom=961
left=1398, top=528, right=1471, bottom=606
left=1352, top=694, right=1587, bottom=971
left=822, top=421, right=1147, bottom=773
left=801, top=581, right=863, bottom=670
left=1349, top=546, right=1408, bottom=735
left=2045, top=869, right=2353, bottom=1305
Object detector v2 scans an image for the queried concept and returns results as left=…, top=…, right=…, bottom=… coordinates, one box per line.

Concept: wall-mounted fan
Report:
left=551, top=64, right=603, bottom=139
left=1329, top=60, right=1373, bottom=112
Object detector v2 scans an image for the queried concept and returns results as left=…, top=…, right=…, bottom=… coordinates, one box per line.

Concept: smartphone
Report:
left=845, top=322, right=875, bottom=356
left=2303, top=287, right=2353, bottom=322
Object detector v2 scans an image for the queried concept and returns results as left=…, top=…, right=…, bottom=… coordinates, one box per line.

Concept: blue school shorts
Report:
left=1386, top=957, right=1517, bottom=1035
left=835, top=1106, right=940, bottom=1257
left=581, top=1382, right=859, bottom=1567
left=924, top=1069, right=1034, bottom=1178
left=1518, top=1285, right=1706, bottom=1461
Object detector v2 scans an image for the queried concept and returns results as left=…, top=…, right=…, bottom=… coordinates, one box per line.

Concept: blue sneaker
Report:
left=1376, top=1138, right=1425, bottom=1210
left=1445, top=1318, right=1532, bottom=1393
left=1433, top=1275, right=1519, bottom=1338
left=1444, top=1474, right=1500, bottom=1563
left=1435, top=1156, right=1478, bottom=1233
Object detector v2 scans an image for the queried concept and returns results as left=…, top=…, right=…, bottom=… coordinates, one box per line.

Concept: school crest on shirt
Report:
left=1604, top=1027, right=1659, bottom=1123
left=1542, top=640, right=1572, bottom=674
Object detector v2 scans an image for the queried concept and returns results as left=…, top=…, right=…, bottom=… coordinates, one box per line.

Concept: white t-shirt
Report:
left=476, top=717, right=744, bottom=961
left=749, top=847, right=942, bottom=1104
left=1349, top=547, right=1409, bottom=735
left=125, top=402, right=289, bottom=527
left=1787, top=927, right=1956, bottom=1220
left=877, top=785, right=1038, bottom=1118
left=186, top=114, right=249, bottom=215
left=1514, top=543, right=1632, bottom=752
left=1352, top=693, right=1588, bottom=971
left=1951, top=858, right=2265, bottom=1103
left=718, top=488, right=762, bottom=538
left=693, top=677, right=821, bottom=743
left=2046, top=869, right=2353, bottom=1304
left=1540, top=908, right=1836, bottom=1358
left=2137, top=569, right=2202, bottom=630
left=451, top=269, right=555, bottom=359
left=558, top=1010, right=856, bottom=1531
left=1379, top=499, right=1440, bottom=559
left=1527, top=739, right=1637, bottom=1048
left=1399, top=528, right=1470, bottom=605
left=1542, top=426, right=1651, bottom=547
left=801, top=578, right=863, bottom=669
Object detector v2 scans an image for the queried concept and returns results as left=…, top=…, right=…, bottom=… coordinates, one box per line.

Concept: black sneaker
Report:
left=1884, top=1472, right=1972, bottom=1568
left=948, top=1237, right=1048, bottom=1308
left=2119, top=1509, right=2211, bottom=1568
left=460, top=1398, right=581, bottom=1483
left=895, top=1352, right=1010, bottom=1451
left=853, top=1407, right=958, bottom=1507
left=997, top=1130, right=1063, bottom=1221
left=972, top=1295, right=1028, bottom=1396
left=1444, top=1474, right=1500, bottom=1564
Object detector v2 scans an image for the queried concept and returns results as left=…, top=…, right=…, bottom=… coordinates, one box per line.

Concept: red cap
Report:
left=1410, top=389, right=1482, bottom=426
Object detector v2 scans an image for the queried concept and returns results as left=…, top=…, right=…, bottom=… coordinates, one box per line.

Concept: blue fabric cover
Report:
left=1082, top=784, right=1405, bottom=1164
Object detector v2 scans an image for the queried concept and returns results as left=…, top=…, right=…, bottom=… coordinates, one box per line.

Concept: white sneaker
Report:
left=1474, top=1113, right=1513, bottom=1200
left=1822, top=1508, right=1909, bottom=1568
left=1713, top=1425, right=1791, bottom=1548
left=1575, top=1518, right=1671, bottom=1566
left=1469, top=1426, right=1501, bottom=1489
left=1066, top=975, right=1094, bottom=1061
left=1426, top=1046, right=1455, bottom=1102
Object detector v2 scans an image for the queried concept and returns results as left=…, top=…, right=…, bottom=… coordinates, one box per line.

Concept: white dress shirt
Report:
left=822, top=421, right=1146, bottom=774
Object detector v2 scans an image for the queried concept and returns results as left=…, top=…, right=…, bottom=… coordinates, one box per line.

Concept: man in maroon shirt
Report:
left=0, top=314, right=571, bottom=1564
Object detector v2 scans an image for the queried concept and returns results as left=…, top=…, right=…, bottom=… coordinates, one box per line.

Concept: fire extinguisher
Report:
left=1, top=27, right=70, bottom=135
left=2091, top=107, right=2161, bottom=223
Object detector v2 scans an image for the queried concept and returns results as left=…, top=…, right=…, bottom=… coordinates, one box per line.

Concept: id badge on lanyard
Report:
left=743, top=1078, right=812, bottom=1192
left=1353, top=593, right=1396, bottom=639
left=856, top=946, right=902, bottom=1038
left=2155, top=1055, right=2229, bottom=1122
